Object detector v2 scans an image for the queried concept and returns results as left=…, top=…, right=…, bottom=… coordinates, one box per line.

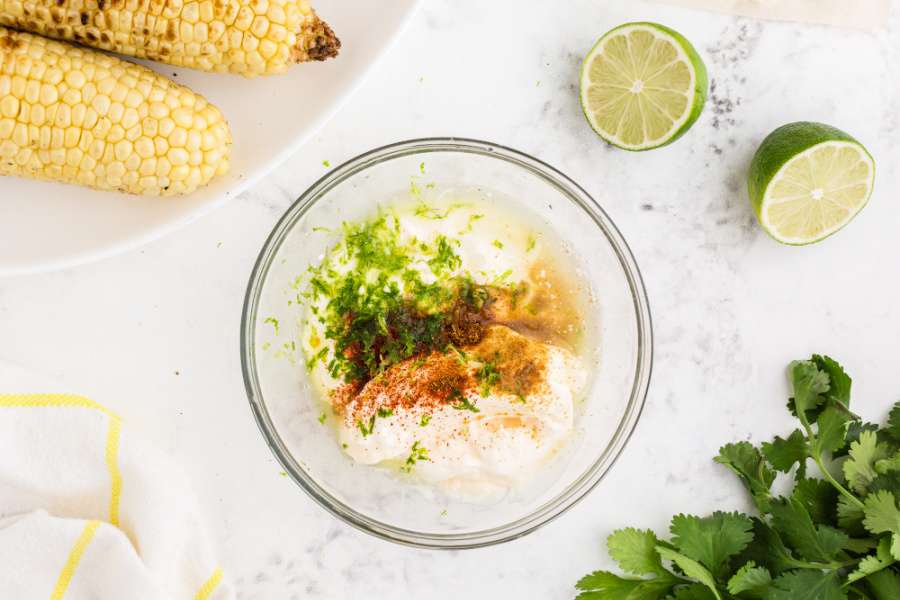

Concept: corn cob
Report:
left=0, top=0, right=339, bottom=76
left=0, top=27, right=231, bottom=195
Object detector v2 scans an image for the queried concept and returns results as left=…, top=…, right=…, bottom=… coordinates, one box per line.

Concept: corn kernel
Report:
left=168, top=126, right=187, bottom=147
left=65, top=128, right=81, bottom=148
left=108, top=102, right=124, bottom=123
left=0, top=26, right=231, bottom=195
left=0, top=96, right=19, bottom=118
left=65, top=70, right=86, bottom=89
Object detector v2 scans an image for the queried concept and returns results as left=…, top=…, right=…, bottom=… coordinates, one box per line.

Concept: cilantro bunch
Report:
left=576, top=355, right=900, bottom=600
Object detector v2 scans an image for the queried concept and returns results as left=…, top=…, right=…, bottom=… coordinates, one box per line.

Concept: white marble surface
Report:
left=3, top=1, right=900, bottom=598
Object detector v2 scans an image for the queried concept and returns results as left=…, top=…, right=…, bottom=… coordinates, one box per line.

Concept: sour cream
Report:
left=300, top=195, right=588, bottom=500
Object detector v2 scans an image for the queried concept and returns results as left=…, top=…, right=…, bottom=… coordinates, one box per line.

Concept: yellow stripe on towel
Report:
left=0, top=394, right=124, bottom=526
left=194, top=567, right=224, bottom=600
left=0, top=394, right=119, bottom=419
left=105, top=415, right=123, bottom=527
left=50, top=520, right=100, bottom=600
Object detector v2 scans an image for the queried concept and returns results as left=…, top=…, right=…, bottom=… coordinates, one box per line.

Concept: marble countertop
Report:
left=3, top=1, right=899, bottom=597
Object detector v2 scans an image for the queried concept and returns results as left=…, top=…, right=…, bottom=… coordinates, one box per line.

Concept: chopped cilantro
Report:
left=357, top=414, right=376, bottom=437
left=492, top=239, right=504, bottom=250
left=297, top=210, right=495, bottom=386
left=419, top=162, right=425, bottom=174
left=322, top=159, right=330, bottom=167
left=451, top=393, right=480, bottom=413
left=476, top=356, right=501, bottom=397
left=377, top=407, right=394, bottom=418
left=317, top=411, right=327, bottom=424
left=401, top=440, right=430, bottom=473
left=526, top=233, right=537, bottom=252
left=306, top=348, right=328, bottom=371
left=420, top=414, right=432, bottom=427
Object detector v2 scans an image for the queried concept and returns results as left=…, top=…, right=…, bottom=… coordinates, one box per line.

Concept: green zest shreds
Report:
left=401, top=441, right=430, bottom=473
left=575, top=356, right=900, bottom=600
left=303, top=210, right=506, bottom=385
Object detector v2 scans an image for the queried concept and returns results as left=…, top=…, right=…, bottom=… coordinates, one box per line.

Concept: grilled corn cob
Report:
left=0, top=27, right=231, bottom=196
left=0, top=0, right=339, bottom=76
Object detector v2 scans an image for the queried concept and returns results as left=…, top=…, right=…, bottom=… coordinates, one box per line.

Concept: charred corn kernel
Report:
left=0, top=0, right=339, bottom=76
left=0, top=27, right=231, bottom=196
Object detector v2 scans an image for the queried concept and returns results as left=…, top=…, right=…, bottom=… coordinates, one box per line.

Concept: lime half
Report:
left=748, top=122, right=875, bottom=245
left=579, top=22, right=708, bottom=151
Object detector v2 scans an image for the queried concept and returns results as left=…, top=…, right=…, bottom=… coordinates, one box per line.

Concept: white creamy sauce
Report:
left=338, top=334, right=585, bottom=500
left=300, top=195, right=588, bottom=501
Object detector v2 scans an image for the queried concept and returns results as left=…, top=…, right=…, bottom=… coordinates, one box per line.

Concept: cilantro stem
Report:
left=797, top=414, right=865, bottom=510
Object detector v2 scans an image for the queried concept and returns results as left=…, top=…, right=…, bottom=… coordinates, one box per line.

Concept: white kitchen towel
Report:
left=654, top=0, right=891, bottom=30
left=0, top=362, right=232, bottom=600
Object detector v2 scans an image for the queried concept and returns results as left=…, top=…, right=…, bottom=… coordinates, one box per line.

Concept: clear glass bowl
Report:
left=240, top=138, right=653, bottom=549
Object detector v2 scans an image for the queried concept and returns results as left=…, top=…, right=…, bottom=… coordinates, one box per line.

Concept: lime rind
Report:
left=748, top=122, right=875, bottom=245
left=579, top=22, right=708, bottom=151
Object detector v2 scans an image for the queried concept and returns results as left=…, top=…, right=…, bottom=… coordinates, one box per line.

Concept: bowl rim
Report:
left=240, top=137, right=653, bottom=549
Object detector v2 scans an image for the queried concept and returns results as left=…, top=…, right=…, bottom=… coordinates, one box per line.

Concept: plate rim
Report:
left=0, top=0, right=422, bottom=278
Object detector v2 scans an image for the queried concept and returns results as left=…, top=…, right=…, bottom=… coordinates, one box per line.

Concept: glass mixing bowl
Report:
left=241, top=138, right=652, bottom=549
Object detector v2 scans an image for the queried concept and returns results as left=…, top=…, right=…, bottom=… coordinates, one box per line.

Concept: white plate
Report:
left=0, top=0, right=420, bottom=276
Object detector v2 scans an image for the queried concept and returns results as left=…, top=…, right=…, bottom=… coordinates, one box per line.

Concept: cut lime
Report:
left=579, top=22, right=708, bottom=151
left=748, top=122, right=875, bottom=245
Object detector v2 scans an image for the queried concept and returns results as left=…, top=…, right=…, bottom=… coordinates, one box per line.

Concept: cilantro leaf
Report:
left=838, top=495, right=866, bottom=532
left=869, top=472, right=900, bottom=497
left=844, top=537, right=878, bottom=554
left=862, top=490, right=900, bottom=560
left=575, top=571, right=675, bottom=600
left=876, top=450, right=900, bottom=475
left=789, top=360, right=830, bottom=420
left=815, top=406, right=852, bottom=456
left=715, top=442, right=774, bottom=512
left=812, top=354, right=851, bottom=406
left=847, top=538, right=895, bottom=584
left=767, top=570, right=846, bottom=600
left=793, top=478, right=838, bottom=526
left=762, top=429, right=808, bottom=474
left=666, top=585, right=718, bottom=599
left=607, top=528, right=667, bottom=577
left=655, top=546, right=721, bottom=600
left=726, top=561, right=772, bottom=598
left=835, top=421, right=881, bottom=459
left=844, top=431, right=890, bottom=495
left=769, top=496, right=847, bottom=562
left=866, top=569, right=900, bottom=600
left=669, top=512, right=753, bottom=575
left=886, top=403, right=900, bottom=442
left=734, top=518, right=796, bottom=576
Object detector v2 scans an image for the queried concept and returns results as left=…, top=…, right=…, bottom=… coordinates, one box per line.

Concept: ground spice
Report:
left=335, top=324, right=551, bottom=423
